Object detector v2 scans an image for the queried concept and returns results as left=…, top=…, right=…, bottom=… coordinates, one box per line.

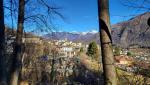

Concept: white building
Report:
left=59, top=46, right=76, bottom=57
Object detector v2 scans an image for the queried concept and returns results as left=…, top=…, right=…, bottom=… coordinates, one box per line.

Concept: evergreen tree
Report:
left=127, top=52, right=132, bottom=56
left=114, top=47, right=121, bottom=56
left=80, top=47, right=84, bottom=53
left=87, top=41, right=99, bottom=60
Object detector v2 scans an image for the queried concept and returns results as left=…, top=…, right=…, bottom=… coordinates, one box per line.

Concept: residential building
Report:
left=115, top=56, right=133, bottom=65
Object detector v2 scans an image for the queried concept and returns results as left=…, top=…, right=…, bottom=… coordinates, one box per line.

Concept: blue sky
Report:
left=4, top=0, right=147, bottom=33
left=52, top=0, right=146, bottom=32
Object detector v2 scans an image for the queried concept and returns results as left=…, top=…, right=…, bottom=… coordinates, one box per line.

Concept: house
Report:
left=59, top=46, right=76, bottom=57
left=22, top=37, right=42, bottom=44
left=115, top=56, right=133, bottom=65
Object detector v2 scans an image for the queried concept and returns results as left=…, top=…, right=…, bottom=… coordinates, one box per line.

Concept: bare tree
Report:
left=8, top=0, right=63, bottom=84
left=9, top=0, right=25, bottom=85
left=119, top=0, right=150, bottom=11
left=98, top=0, right=117, bottom=85
left=0, top=0, right=7, bottom=85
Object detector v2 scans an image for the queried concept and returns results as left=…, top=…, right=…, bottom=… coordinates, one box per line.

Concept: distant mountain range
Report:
left=43, top=32, right=100, bottom=44
left=43, top=12, right=150, bottom=48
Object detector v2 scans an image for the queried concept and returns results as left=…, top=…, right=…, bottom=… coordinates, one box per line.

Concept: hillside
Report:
left=112, top=12, right=150, bottom=48
left=43, top=12, right=150, bottom=48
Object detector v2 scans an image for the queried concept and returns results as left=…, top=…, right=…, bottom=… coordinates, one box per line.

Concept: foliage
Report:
left=79, top=47, right=84, bottom=53
left=139, top=68, right=150, bottom=77
left=127, top=52, right=132, bottom=56
left=86, top=41, right=99, bottom=61
left=117, top=68, right=150, bottom=85
left=114, top=47, right=121, bottom=56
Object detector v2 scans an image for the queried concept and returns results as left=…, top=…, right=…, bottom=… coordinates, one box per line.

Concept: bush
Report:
left=127, top=52, right=132, bottom=56
left=114, top=47, right=121, bottom=56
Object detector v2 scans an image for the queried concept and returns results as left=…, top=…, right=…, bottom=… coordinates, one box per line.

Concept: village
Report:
left=23, top=36, right=150, bottom=71
left=1, top=0, right=150, bottom=84
left=18, top=36, right=101, bottom=84
left=4, top=33, right=150, bottom=84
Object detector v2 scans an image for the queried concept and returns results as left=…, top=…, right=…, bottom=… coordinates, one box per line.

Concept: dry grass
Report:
left=79, top=53, right=101, bottom=72
left=117, top=69, right=150, bottom=85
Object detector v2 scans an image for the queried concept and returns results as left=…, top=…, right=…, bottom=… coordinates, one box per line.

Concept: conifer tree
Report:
left=87, top=41, right=99, bottom=60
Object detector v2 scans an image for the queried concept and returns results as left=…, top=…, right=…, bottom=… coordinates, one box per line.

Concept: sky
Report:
left=52, top=0, right=147, bottom=33
left=4, top=0, right=147, bottom=33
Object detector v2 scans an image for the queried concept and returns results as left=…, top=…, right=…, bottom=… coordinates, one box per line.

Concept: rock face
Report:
left=112, top=12, right=150, bottom=48
left=44, top=12, right=150, bottom=48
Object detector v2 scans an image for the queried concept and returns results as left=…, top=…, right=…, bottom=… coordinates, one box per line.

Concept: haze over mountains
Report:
left=44, top=12, right=150, bottom=48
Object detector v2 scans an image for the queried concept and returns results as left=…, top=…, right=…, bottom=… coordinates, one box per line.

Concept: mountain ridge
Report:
left=111, top=12, right=150, bottom=48
left=43, top=12, right=150, bottom=48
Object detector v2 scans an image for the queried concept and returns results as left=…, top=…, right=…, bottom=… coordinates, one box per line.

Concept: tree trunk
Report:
left=10, top=0, right=25, bottom=85
left=0, top=0, right=7, bottom=85
left=98, top=0, right=117, bottom=85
